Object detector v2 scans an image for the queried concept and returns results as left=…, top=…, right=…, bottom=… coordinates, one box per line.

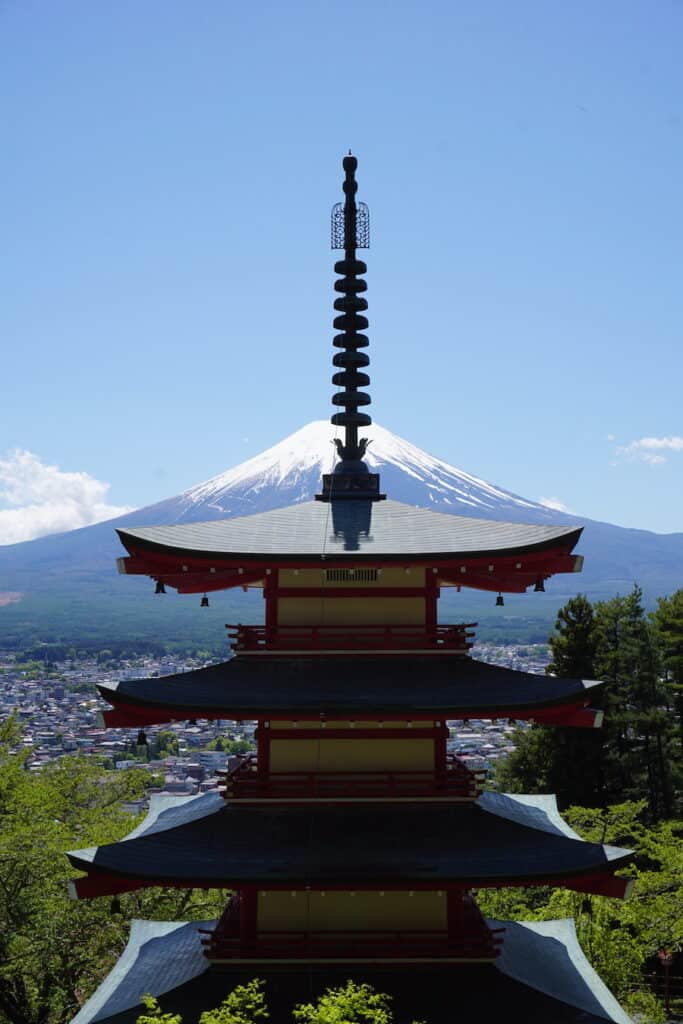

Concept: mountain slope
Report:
left=129, top=421, right=562, bottom=526
left=0, top=422, right=681, bottom=642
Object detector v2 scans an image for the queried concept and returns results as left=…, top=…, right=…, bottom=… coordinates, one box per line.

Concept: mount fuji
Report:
left=1, top=421, right=682, bottom=645
left=136, top=421, right=562, bottom=527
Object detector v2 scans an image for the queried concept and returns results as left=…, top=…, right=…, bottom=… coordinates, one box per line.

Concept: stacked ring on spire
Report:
left=331, top=257, right=372, bottom=427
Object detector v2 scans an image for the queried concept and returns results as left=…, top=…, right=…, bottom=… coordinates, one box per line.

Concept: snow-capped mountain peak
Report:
left=161, top=421, right=566, bottom=526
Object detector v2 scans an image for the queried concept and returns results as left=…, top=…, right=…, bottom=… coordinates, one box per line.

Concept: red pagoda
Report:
left=68, top=156, right=632, bottom=1024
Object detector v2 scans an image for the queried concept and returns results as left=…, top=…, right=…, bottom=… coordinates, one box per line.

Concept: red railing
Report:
left=226, top=622, right=476, bottom=653
left=202, top=927, right=504, bottom=961
left=222, top=753, right=486, bottom=802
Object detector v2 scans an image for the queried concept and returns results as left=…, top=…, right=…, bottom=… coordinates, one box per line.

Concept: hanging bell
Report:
left=110, top=896, right=122, bottom=916
left=155, top=580, right=166, bottom=595
left=534, top=579, right=545, bottom=593
left=495, top=593, right=504, bottom=607
left=201, top=594, right=210, bottom=608
left=136, top=729, right=148, bottom=747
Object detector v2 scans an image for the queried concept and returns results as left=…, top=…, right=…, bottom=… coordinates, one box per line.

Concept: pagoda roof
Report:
left=116, top=498, right=582, bottom=563
left=70, top=917, right=630, bottom=1024
left=68, top=792, right=632, bottom=897
left=98, top=656, right=603, bottom=728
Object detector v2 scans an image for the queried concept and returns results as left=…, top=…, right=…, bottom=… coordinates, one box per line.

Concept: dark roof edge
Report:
left=115, top=525, right=584, bottom=564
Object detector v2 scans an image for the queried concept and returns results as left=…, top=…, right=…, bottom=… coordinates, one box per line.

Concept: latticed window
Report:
left=325, top=568, right=378, bottom=583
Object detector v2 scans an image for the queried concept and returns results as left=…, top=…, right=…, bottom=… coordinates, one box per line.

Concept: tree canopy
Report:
left=0, top=717, right=227, bottom=1024
left=138, top=982, right=419, bottom=1024
left=496, top=587, right=681, bottom=819
left=477, top=800, right=682, bottom=1020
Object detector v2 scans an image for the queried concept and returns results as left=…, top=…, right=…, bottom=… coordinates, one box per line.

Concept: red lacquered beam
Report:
left=116, top=546, right=583, bottom=596
left=69, top=868, right=632, bottom=901
left=99, top=697, right=603, bottom=729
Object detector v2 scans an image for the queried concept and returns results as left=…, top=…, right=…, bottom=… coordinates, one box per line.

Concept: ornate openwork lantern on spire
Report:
left=317, top=153, right=385, bottom=501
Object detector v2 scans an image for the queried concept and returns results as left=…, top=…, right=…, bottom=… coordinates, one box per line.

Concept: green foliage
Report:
left=547, top=594, right=597, bottom=677
left=199, top=980, right=269, bottom=1024
left=478, top=800, right=683, bottom=1006
left=0, top=723, right=228, bottom=1024
left=623, top=989, right=667, bottom=1024
left=652, top=589, right=683, bottom=683
left=137, top=996, right=182, bottom=1024
left=205, top=737, right=254, bottom=755
left=497, top=587, right=680, bottom=819
left=293, top=981, right=394, bottom=1024
left=135, top=983, right=421, bottom=1024
left=496, top=596, right=602, bottom=806
left=652, top=588, right=683, bottom=769
left=595, top=586, right=677, bottom=819
left=153, top=730, right=180, bottom=758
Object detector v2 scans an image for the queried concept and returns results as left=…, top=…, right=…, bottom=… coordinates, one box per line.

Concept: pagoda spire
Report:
left=318, top=153, right=384, bottom=501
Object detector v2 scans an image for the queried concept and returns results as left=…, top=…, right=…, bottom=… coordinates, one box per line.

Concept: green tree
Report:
left=137, top=996, right=182, bottom=1024
left=0, top=718, right=226, bottom=1024
left=199, top=980, right=269, bottom=1024
left=595, top=587, right=676, bottom=819
left=153, top=730, right=180, bottom=758
left=293, top=982, right=393, bottom=1024
left=497, top=588, right=677, bottom=820
left=652, top=588, right=683, bottom=770
left=496, top=595, right=601, bottom=807
left=136, top=982, right=415, bottom=1024
left=205, top=737, right=254, bottom=755
left=478, top=800, right=682, bottom=1012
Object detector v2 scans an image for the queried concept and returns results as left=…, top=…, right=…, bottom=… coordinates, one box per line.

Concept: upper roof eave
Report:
left=115, top=499, right=582, bottom=564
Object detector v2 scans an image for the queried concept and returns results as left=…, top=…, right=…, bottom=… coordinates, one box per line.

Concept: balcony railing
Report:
left=226, top=623, right=476, bottom=654
left=202, top=926, right=504, bottom=962
left=222, top=753, right=486, bottom=802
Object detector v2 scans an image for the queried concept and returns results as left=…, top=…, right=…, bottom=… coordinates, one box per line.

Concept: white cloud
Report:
left=0, top=450, right=134, bottom=545
left=538, top=496, right=573, bottom=514
left=615, top=435, right=683, bottom=466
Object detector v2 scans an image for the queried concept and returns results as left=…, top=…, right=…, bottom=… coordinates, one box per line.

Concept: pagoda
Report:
left=69, top=156, right=632, bottom=1024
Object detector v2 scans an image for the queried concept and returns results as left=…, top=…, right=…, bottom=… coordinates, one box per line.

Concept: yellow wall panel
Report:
left=269, top=737, right=435, bottom=771
left=277, top=596, right=426, bottom=626
left=269, top=721, right=437, bottom=731
left=257, top=890, right=446, bottom=931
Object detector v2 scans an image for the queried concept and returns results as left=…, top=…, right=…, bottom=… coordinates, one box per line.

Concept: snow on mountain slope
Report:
left=156, top=421, right=562, bottom=526
left=2, top=421, right=683, bottom=606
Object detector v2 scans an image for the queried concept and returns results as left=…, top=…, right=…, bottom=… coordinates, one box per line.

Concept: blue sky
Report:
left=1, top=0, right=682, bottom=541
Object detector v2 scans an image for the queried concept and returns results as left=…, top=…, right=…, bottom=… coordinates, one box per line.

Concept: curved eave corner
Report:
left=493, top=918, right=632, bottom=1023
left=70, top=919, right=213, bottom=1024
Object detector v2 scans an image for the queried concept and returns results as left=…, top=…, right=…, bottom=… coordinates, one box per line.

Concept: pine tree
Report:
left=593, top=586, right=676, bottom=820
left=652, top=588, right=683, bottom=768
left=496, top=595, right=601, bottom=807
left=496, top=589, right=677, bottom=819
left=547, top=594, right=597, bottom=678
